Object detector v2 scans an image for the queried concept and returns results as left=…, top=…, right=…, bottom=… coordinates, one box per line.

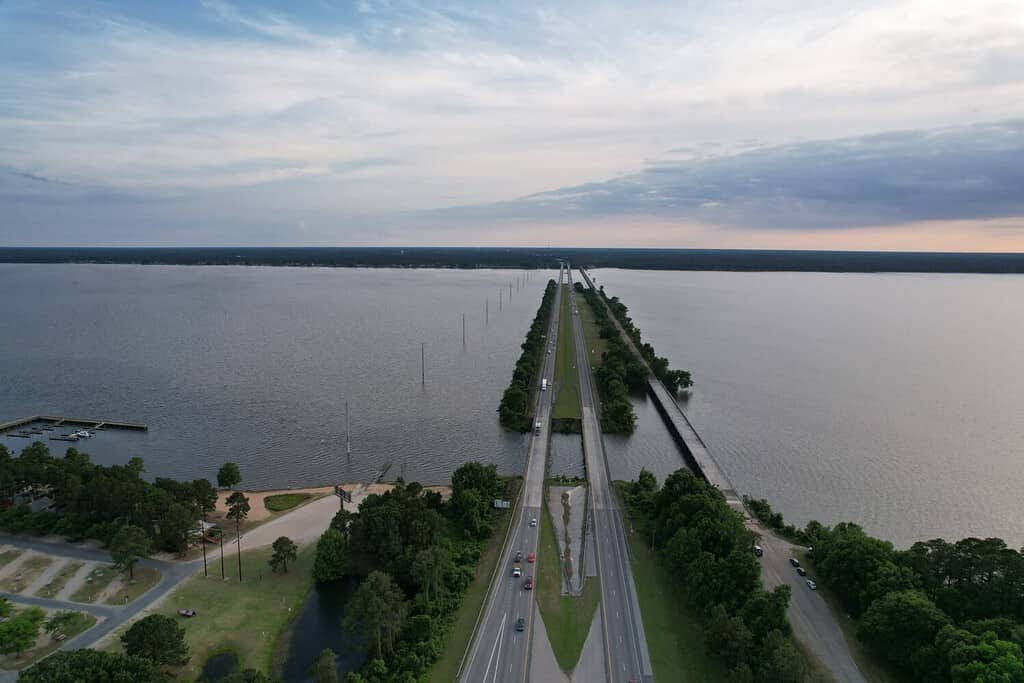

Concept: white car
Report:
left=529, top=518, right=537, bottom=527
left=806, top=579, right=817, bottom=590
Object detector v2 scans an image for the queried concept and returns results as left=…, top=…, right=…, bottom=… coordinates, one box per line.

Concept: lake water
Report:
left=593, top=269, right=1024, bottom=547
left=2, top=264, right=1022, bottom=547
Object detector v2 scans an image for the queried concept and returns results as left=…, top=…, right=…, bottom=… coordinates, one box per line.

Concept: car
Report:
left=512, top=565, right=522, bottom=578
left=753, top=544, right=763, bottom=557
left=515, top=617, right=525, bottom=632
left=796, top=567, right=807, bottom=577
left=527, top=552, right=535, bottom=563
left=177, top=609, right=197, bottom=618
left=789, top=557, right=801, bottom=568
left=806, top=579, right=817, bottom=590
left=514, top=551, right=523, bottom=562
left=529, top=518, right=537, bottom=527
left=523, top=576, right=534, bottom=590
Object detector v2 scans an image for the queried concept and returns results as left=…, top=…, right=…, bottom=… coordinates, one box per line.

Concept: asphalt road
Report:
left=756, top=529, right=867, bottom=683
left=460, top=265, right=565, bottom=683
left=567, top=268, right=653, bottom=683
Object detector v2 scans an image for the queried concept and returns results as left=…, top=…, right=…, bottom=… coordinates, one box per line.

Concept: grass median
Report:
left=553, top=285, right=582, bottom=420
left=70, top=564, right=117, bottom=603
left=104, top=567, right=161, bottom=605
left=536, top=496, right=599, bottom=672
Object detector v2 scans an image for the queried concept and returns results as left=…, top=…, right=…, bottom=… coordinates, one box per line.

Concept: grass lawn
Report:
left=536, top=495, right=599, bottom=671
left=577, top=288, right=608, bottom=371
left=428, top=482, right=520, bottom=683
left=155, top=544, right=316, bottom=680
left=104, top=567, right=162, bottom=605
left=70, top=564, right=117, bottom=603
left=0, top=549, right=23, bottom=568
left=553, top=285, right=581, bottom=420
left=625, top=532, right=727, bottom=681
left=34, top=561, right=84, bottom=599
left=264, top=493, right=312, bottom=512
left=0, top=556, right=53, bottom=594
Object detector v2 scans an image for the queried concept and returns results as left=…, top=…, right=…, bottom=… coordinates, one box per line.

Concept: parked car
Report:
left=796, top=567, right=807, bottom=577
left=789, top=557, right=801, bottom=568
left=524, top=576, right=534, bottom=590
left=527, top=552, right=535, bottom=563
left=530, top=518, right=537, bottom=527
left=806, top=579, right=817, bottom=590
left=753, top=544, right=763, bottom=557
left=515, top=617, right=525, bottom=632
left=178, top=609, right=197, bottom=618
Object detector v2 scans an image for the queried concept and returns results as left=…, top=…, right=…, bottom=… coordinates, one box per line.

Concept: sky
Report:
left=1, top=0, right=1024, bottom=250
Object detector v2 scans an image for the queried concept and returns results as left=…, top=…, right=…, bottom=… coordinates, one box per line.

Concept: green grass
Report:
left=428, top=483, right=520, bottom=683
left=69, top=564, right=118, bottom=603
left=153, top=544, right=316, bottom=680
left=553, top=285, right=582, bottom=420
left=104, top=567, right=162, bottom=605
left=264, top=493, right=312, bottom=512
left=0, top=608, right=96, bottom=670
left=625, top=531, right=728, bottom=681
left=0, top=556, right=53, bottom=594
left=34, top=560, right=83, bottom=599
left=577, top=287, right=608, bottom=371
left=536, top=494, right=600, bottom=671
left=0, top=549, right=23, bottom=569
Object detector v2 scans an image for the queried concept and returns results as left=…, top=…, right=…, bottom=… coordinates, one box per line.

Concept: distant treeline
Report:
left=498, top=279, right=557, bottom=431
left=748, top=497, right=1024, bottom=680
left=4, top=247, right=1024, bottom=273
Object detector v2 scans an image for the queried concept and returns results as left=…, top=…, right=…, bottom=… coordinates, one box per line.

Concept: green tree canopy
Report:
left=312, top=648, right=339, bottom=683
left=344, top=570, right=408, bottom=660
left=858, top=589, right=950, bottom=673
left=270, top=536, right=298, bottom=573
left=217, top=462, right=242, bottom=489
left=120, top=614, right=189, bottom=665
left=314, top=527, right=348, bottom=582
left=110, top=524, right=151, bottom=580
left=19, top=649, right=170, bottom=682
left=0, top=607, right=44, bottom=657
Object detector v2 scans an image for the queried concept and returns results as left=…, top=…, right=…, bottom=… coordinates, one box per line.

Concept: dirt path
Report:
left=0, top=550, right=33, bottom=581
left=56, top=561, right=99, bottom=602
left=25, top=557, right=69, bottom=596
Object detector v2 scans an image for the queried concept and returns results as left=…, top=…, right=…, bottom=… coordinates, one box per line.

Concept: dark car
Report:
left=514, top=551, right=523, bottom=562
left=789, top=557, right=801, bottom=568
left=523, top=576, right=534, bottom=590
left=515, top=617, right=525, bottom=632
left=796, top=567, right=807, bottom=577
left=178, top=609, right=197, bottom=618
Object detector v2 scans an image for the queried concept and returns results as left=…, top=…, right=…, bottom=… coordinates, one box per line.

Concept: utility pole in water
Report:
left=421, top=343, right=425, bottom=385
left=499, top=289, right=503, bottom=311
left=486, top=299, right=489, bottom=325
left=345, top=401, right=351, bottom=458
left=462, top=313, right=466, bottom=346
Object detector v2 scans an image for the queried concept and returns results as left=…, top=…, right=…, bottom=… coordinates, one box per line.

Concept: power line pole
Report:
left=486, top=298, right=489, bottom=325
left=462, top=313, right=466, bottom=346
left=345, top=400, right=351, bottom=458
left=499, top=289, right=503, bottom=311
left=421, top=342, right=425, bottom=385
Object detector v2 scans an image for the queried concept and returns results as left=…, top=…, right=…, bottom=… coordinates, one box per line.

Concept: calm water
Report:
left=0, top=265, right=548, bottom=488
left=280, top=579, right=364, bottom=683
left=594, top=269, right=1024, bottom=547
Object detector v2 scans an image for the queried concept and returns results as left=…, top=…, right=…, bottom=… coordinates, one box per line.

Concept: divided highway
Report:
left=460, top=265, right=565, bottom=683
left=567, top=267, right=654, bottom=683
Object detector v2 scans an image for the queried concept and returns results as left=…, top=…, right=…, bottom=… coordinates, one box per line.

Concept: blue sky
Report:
left=2, top=0, right=1023, bottom=249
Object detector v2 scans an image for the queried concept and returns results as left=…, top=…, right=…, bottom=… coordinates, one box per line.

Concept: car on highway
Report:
left=789, top=557, right=801, bottom=568
left=796, top=566, right=807, bottom=577
left=523, top=576, right=534, bottom=590
left=514, top=550, right=523, bottom=562
left=512, top=563, right=522, bottom=578
left=529, top=517, right=537, bottom=527
left=515, top=617, right=525, bottom=632
left=806, top=579, right=817, bottom=590
left=527, top=552, right=535, bottom=563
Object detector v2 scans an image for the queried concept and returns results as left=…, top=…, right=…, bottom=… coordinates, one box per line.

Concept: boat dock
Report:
left=0, top=415, right=148, bottom=435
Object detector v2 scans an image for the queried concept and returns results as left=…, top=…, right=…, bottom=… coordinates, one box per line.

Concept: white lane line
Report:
left=485, top=612, right=507, bottom=682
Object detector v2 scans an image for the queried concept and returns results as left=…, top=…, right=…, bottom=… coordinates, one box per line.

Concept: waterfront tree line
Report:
left=748, top=498, right=1024, bottom=680
left=0, top=442, right=216, bottom=554
left=498, top=279, right=557, bottom=431
left=623, top=469, right=807, bottom=682
left=313, top=461, right=508, bottom=682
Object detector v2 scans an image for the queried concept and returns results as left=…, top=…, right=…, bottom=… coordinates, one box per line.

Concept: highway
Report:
left=567, top=267, right=654, bottom=683
left=460, top=265, right=565, bottom=683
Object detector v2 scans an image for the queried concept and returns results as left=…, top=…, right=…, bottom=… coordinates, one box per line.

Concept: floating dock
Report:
left=0, top=415, right=148, bottom=434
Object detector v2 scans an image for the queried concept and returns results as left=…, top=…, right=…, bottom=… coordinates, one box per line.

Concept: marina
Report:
left=0, top=415, right=148, bottom=444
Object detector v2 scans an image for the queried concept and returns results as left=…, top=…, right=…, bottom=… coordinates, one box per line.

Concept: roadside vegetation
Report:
left=498, top=280, right=558, bottom=431
left=621, top=469, right=810, bottom=682
left=750, top=498, right=1024, bottom=680
left=536, top=496, right=600, bottom=671
left=552, top=284, right=582, bottom=420
left=0, top=603, right=96, bottom=669
left=312, top=462, right=510, bottom=682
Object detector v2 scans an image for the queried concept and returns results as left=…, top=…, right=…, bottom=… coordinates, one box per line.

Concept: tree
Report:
left=19, top=649, right=170, bottom=683
left=226, top=491, right=250, bottom=581
left=314, top=528, right=348, bottom=582
left=411, top=546, right=448, bottom=602
left=120, top=614, right=189, bottom=665
left=933, top=626, right=1024, bottom=683
left=344, top=571, right=408, bottom=660
left=270, top=536, right=298, bottom=573
left=858, top=590, right=950, bottom=672
left=110, top=524, right=151, bottom=580
left=757, top=629, right=806, bottom=682
left=220, top=670, right=272, bottom=683
left=217, top=462, right=242, bottom=489
left=0, top=607, right=44, bottom=657
left=312, top=648, right=339, bottom=683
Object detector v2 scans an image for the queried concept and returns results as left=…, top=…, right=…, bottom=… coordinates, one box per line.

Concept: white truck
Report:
left=541, top=379, right=548, bottom=391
